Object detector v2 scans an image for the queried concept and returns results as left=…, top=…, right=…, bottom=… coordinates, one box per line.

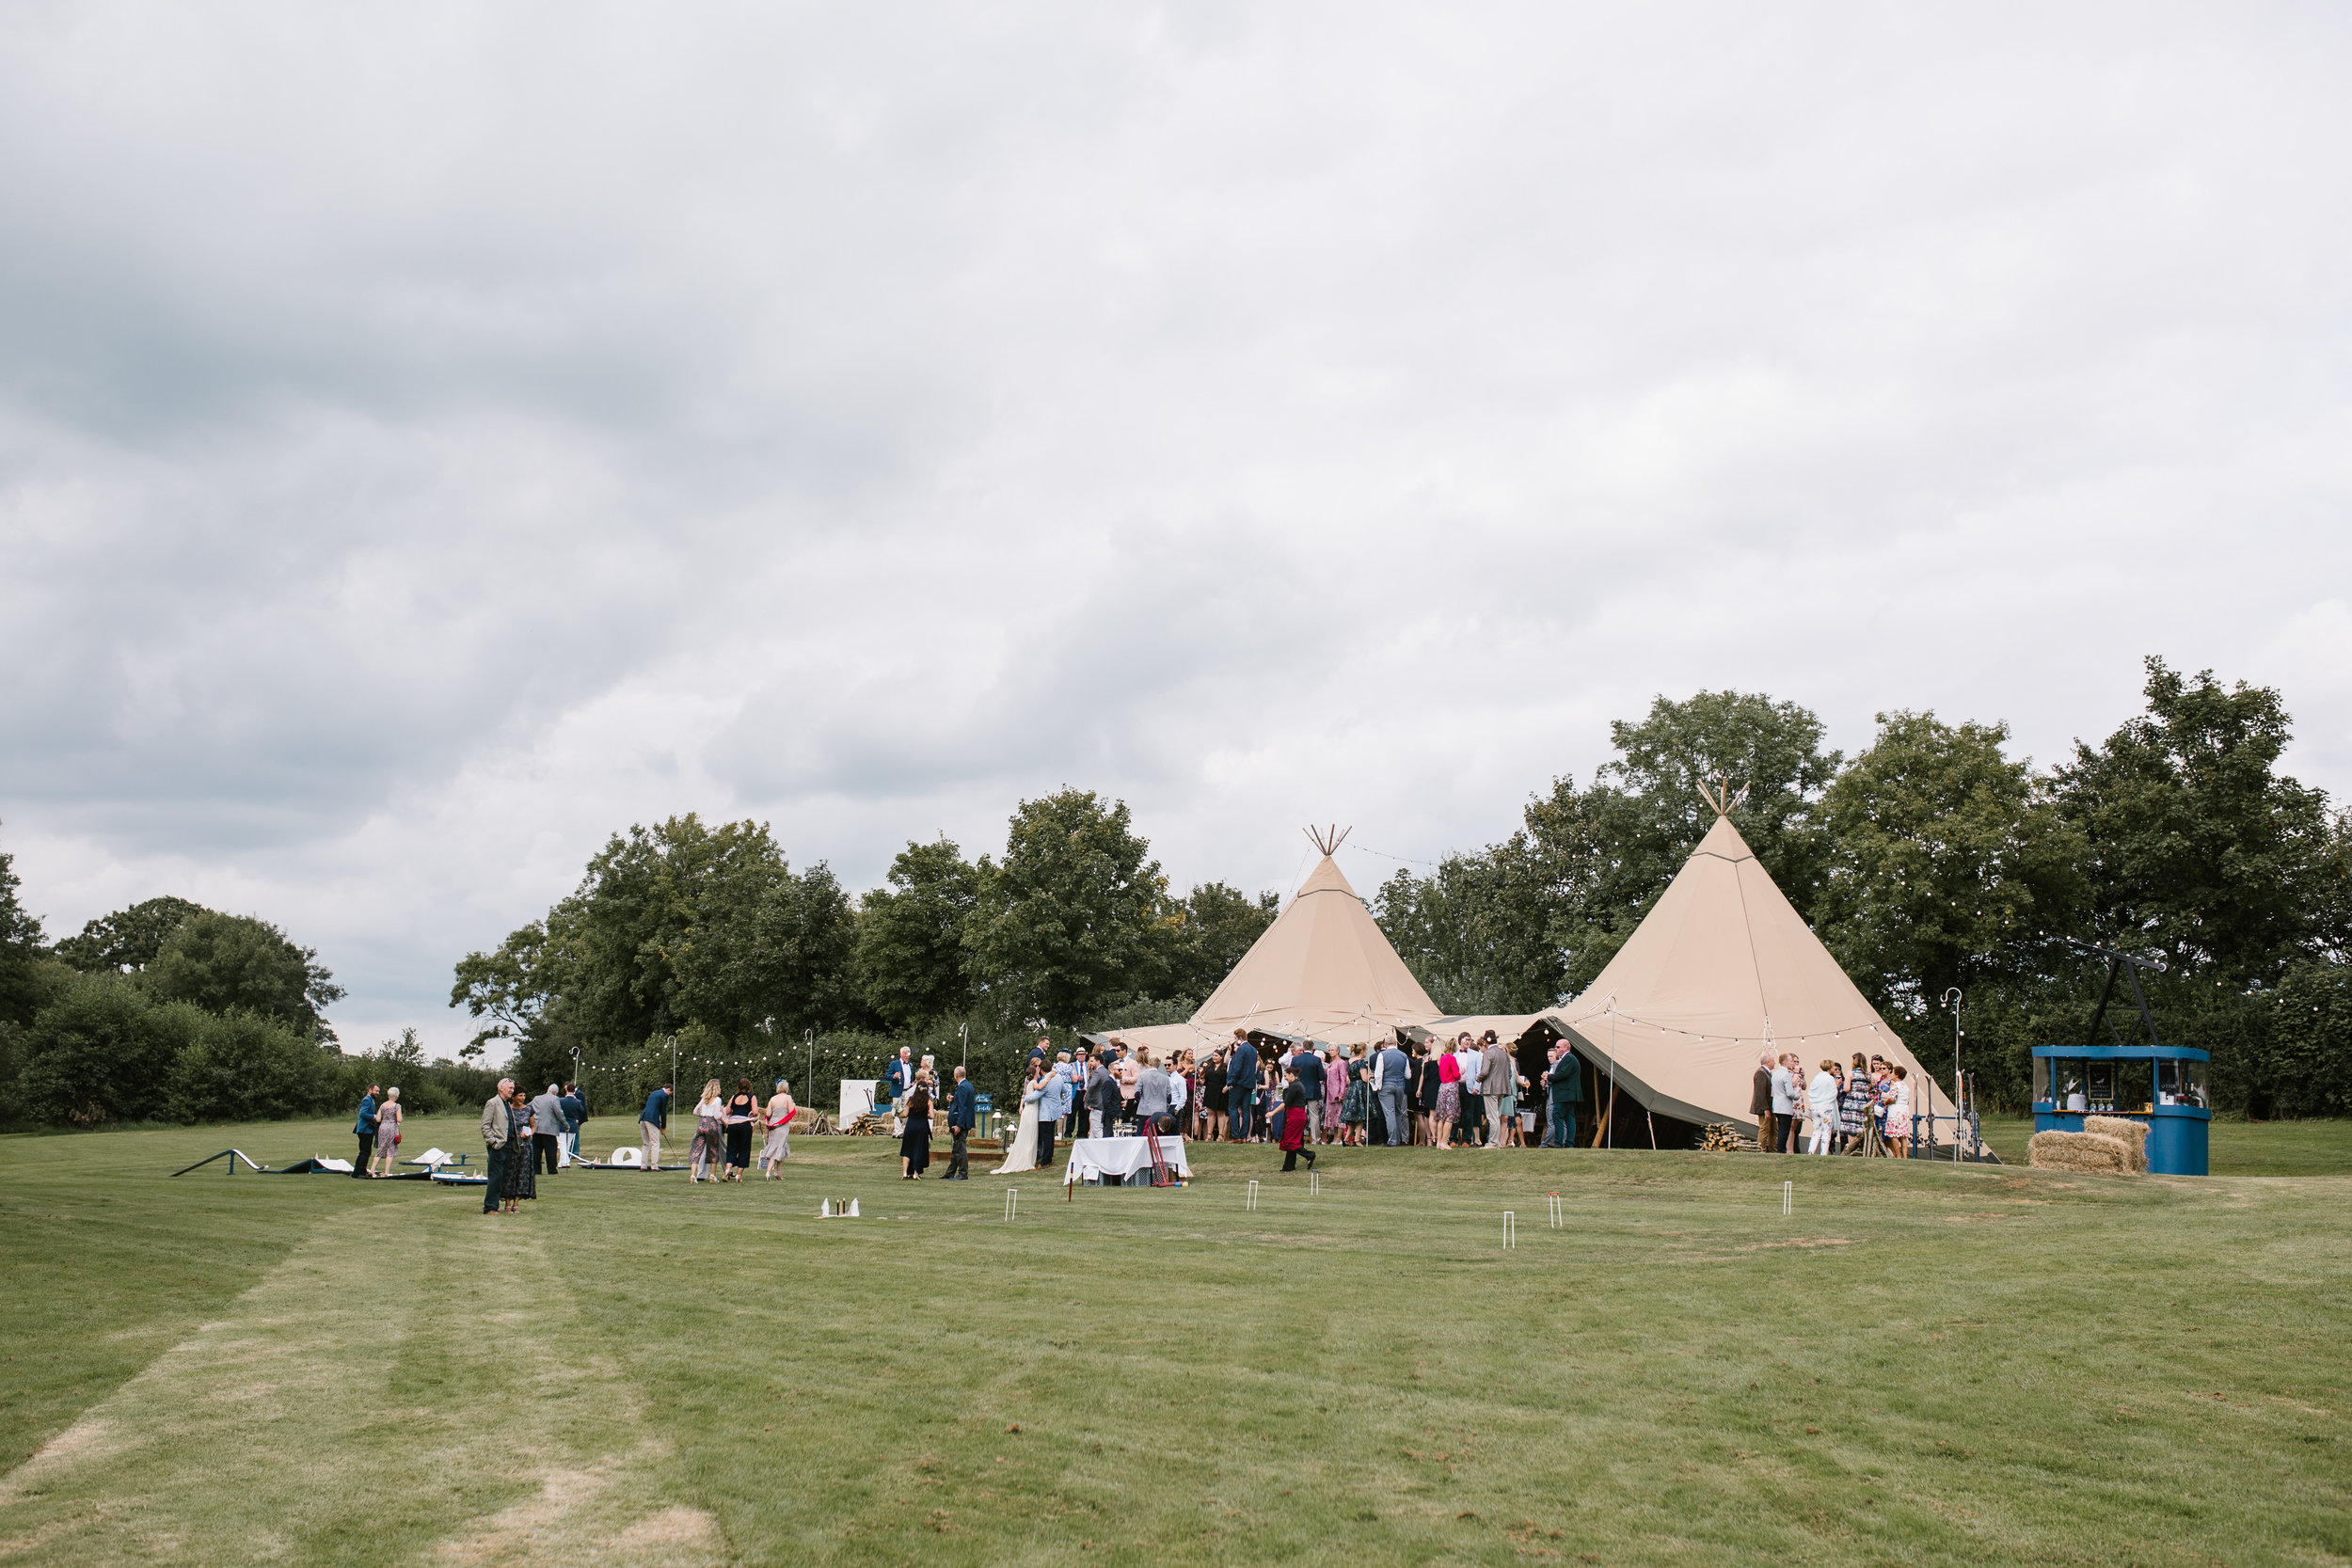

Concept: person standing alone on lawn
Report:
left=481, top=1077, right=516, bottom=1214
left=640, top=1082, right=672, bottom=1168
left=353, top=1084, right=380, bottom=1177
left=946, top=1065, right=977, bottom=1180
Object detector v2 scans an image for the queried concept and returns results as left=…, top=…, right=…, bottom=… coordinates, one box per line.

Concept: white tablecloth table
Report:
left=1061, top=1135, right=1190, bottom=1185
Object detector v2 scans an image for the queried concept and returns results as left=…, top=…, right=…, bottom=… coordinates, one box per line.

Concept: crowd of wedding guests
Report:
left=1751, top=1050, right=1917, bottom=1157
left=998, top=1026, right=1594, bottom=1165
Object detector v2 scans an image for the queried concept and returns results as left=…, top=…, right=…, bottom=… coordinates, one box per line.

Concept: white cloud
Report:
left=3, top=1, right=2350, bottom=1054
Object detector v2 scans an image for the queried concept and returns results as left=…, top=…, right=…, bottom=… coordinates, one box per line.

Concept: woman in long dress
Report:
left=993, top=1059, right=1048, bottom=1174
left=369, top=1087, right=402, bottom=1177
left=760, top=1078, right=795, bottom=1178
left=899, top=1073, right=933, bottom=1179
left=501, top=1088, right=535, bottom=1211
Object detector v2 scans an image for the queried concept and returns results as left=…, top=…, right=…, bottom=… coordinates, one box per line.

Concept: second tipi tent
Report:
left=1549, top=805, right=1954, bottom=1133
left=1092, top=836, right=1445, bottom=1058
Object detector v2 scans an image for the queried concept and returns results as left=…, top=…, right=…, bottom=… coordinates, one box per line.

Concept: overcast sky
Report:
left=3, top=3, right=2348, bottom=1055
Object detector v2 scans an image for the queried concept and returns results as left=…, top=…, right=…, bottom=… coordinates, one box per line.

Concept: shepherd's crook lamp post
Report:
left=1943, top=988, right=1963, bottom=1155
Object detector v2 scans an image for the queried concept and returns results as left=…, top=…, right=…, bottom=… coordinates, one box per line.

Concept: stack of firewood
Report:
left=1700, top=1122, right=1759, bottom=1152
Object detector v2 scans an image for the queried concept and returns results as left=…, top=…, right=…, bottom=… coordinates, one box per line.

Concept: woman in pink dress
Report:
left=1321, top=1047, right=1346, bottom=1143
left=1435, top=1046, right=1464, bottom=1149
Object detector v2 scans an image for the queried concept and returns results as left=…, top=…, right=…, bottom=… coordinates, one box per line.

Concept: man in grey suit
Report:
left=530, top=1084, right=566, bottom=1176
left=1135, top=1055, right=1174, bottom=1135
left=1374, top=1036, right=1412, bottom=1147
left=1479, top=1033, right=1516, bottom=1148
left=480, top=1077, right=516, bottom=1214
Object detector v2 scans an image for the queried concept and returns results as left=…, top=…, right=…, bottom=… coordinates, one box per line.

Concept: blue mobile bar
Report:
left=2030, top=1043, right=2210, bottom=1176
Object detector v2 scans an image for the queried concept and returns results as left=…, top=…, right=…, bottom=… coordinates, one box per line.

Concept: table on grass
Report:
left=1060, top=1134, right=1189, bottom=1185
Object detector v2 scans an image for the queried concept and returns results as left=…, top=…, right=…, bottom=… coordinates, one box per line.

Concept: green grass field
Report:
left=3, top=1117, right=2347, bottom=1567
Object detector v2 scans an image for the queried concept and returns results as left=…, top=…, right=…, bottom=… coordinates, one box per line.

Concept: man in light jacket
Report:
left=1136, top=1055, right=1173, bottom=1135
left=530, top=1085, right=566, bottom=1176
left=1770, top=1053, right=1800, bottom=1152
left=1479, top=1034, right=1516, bottom=1148
left=1374, top=1037, right=1411, bottom=1148
left=481, top=1078, right=516, bottom=1214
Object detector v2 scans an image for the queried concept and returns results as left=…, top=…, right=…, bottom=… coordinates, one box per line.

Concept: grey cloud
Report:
left=3, top=1, right=2350, bottom=1037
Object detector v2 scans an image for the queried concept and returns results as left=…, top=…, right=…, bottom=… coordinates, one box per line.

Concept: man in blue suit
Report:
left=1226, top=1029, right=1260, bottom=1142
left=352, top=1085, right=379, bottom=1177
left=945, top=1066, right=977, bottom=1180
left=1289, top=1042, right=1327, bottom=1143
left=1546, top=1042, right=1585, bottom=1148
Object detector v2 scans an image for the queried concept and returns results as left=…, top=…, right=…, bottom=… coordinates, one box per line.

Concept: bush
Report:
left=167, top=1009, right=337, bottom=1123
left=18, top=974, right=188, bottom=1125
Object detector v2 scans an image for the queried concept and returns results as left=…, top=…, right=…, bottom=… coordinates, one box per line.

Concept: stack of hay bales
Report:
left=2083, top=1115, right=2151, bottom=1173
left=2027, top=1129, right=2134, bottom=1174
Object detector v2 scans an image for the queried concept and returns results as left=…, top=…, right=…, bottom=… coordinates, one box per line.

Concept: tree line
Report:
left=3, top=654, right=2344, bottom=1130
left=0, top=890, right=499, bottom=1127
left=445, top=790, right=1280, bottom=1119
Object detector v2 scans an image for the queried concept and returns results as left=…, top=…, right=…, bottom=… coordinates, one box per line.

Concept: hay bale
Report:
left=2083, top=1116, right=2150, bottom=1173
left=2028, top=1129, right=2132, bottom=1175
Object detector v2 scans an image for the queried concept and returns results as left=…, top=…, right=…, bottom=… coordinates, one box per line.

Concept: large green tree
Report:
left=963, top=790, right=1172, bottom=1024
left=55, top=895, right=208, bottom=973
left=0, top=826, right=44, bottom=1029
left=17, top=974, right=195, bottom=1125
left=1816, top=711, right=2087, bottom=1022
left=1523, top=689, right=1842, bottom=993
left=678, top=858, right=864, bottom=1041
left=146, top=911, right=343, bottom=1042
left=1374, top=840, right=1563, bottom=1014
left=453, top=815, right=870, bottom=1073
left=854, top=838, right=982, bottom=1028
left=2054, top=657, right=2347, bottom=983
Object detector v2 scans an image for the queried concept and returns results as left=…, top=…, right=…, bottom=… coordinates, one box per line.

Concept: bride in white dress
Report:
left=993, top=1060, right=1049, bottom=1175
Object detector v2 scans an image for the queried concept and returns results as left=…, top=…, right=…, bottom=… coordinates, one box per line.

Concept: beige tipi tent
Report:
left=1549, top=801, right=1954, bottom=1134
left=1091, top=830, right=1445, bottom=1058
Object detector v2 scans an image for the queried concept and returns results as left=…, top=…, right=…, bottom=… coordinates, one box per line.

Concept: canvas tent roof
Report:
left=1547, top=812, right=1953, bottom=1131
left=1084, top=852, right=1445, bottom=1058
